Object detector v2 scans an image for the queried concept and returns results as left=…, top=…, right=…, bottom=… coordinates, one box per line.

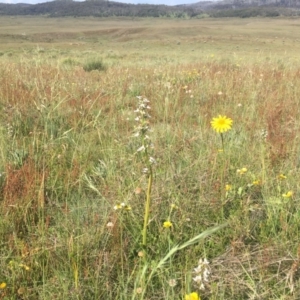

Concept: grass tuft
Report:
left=83, top=59, right=107, bottom=72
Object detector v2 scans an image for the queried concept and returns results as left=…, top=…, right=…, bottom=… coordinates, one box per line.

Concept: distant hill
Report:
left=0, top=1, right=200, bottom=17
left=182, top=0, right=300, bottom=17
left=186, top=0, right=300, bottom=7
left=0, top=0, right=300, bottom=18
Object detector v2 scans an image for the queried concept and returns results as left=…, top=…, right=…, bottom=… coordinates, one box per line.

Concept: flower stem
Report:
left=220, top=132, right=224, bottom=151
left=142, top=165, right=153, bottom=248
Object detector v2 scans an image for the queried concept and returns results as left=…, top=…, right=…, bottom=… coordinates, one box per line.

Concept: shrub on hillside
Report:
left=83, top=59, right=107, bottom=72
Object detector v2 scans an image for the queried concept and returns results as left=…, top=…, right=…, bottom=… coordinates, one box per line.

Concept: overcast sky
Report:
left=0, top=0, right=207, bottom=6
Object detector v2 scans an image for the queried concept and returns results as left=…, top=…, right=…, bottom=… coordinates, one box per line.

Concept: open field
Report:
left=1, top=16, right=300, bottom=299
left=1, top=16, right=300, bottom=65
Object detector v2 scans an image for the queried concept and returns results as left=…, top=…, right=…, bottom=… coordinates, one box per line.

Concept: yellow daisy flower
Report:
left=282, top=191, right=293, bottom=198
left=19, top=264, right=30, bottom=271
left=185, top=292, right=200, bottom=300
left=237, top=168, right=247, bottom=175
left=163, top=221, right=173, bottom=228
left=225, top=184, right=232, bottom=191
left=211, top=115, right=233, bottom=133
left=0, top=282, right=6, bottom=289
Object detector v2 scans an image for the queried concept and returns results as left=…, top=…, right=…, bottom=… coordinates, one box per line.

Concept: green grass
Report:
left=83, top=59, right=107, bottom=72
left=0, top=16, right=300, bottom=300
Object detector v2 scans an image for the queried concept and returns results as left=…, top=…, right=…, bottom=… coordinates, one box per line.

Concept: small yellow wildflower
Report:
left=113, top=203, right=131, bottom=211
left=0, top=282, right=6, bottom=289
left=185, top=292, right=200, bottom=300
left=211, top=115, right=233, bottom=133
left=19, top=264, right=30, bottom=271
left=278, top=174, right=287, bottom=180
left=113, top=204, right=122, bottom=210
left=163, top=221, right=173, bottom=228
left=252, top=180, right=260, bottom=186
left=282, top=191, right=293, bottom=198
left=225, top=184, right=232, bottom=191
left=124, top=205, right=132, bottom=211
left=237, top=168, right=247, bottom=175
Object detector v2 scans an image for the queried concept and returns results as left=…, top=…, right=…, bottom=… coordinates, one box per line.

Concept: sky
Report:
left=0, top=0, right=207, bottom=6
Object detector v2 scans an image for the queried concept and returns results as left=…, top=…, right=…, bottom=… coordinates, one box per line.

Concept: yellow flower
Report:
left=252, top=180, right=260, bottom=186
left=114, top=204, right=122, bottom=210
left=282, top=191, right=293, bottom=198
left=124, top=205, right=132, bottom=211
left=278, top=174, right=287, bottom=180
left=225, top=184, right=232, bottom=191
left=0, top=282, right=6, bottom=289
left=113, top=203, right=131, bottom=211
left=163, top=221, right=173, bottom=228
left=185, top=292, right=200, bottom=300
left=19, top=264, right=30, bottom=271
left=237, top=168, right=247, bottom=175
left=211, top=115, right=233, bottom=133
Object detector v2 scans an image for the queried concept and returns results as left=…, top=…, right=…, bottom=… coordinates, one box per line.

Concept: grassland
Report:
left=1, top=16, right=300, bottom=299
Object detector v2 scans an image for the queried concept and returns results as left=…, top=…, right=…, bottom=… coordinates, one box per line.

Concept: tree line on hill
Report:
left=0, top=0, right=300, bottom=18
left=0, top=1, right=198, bottom=17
